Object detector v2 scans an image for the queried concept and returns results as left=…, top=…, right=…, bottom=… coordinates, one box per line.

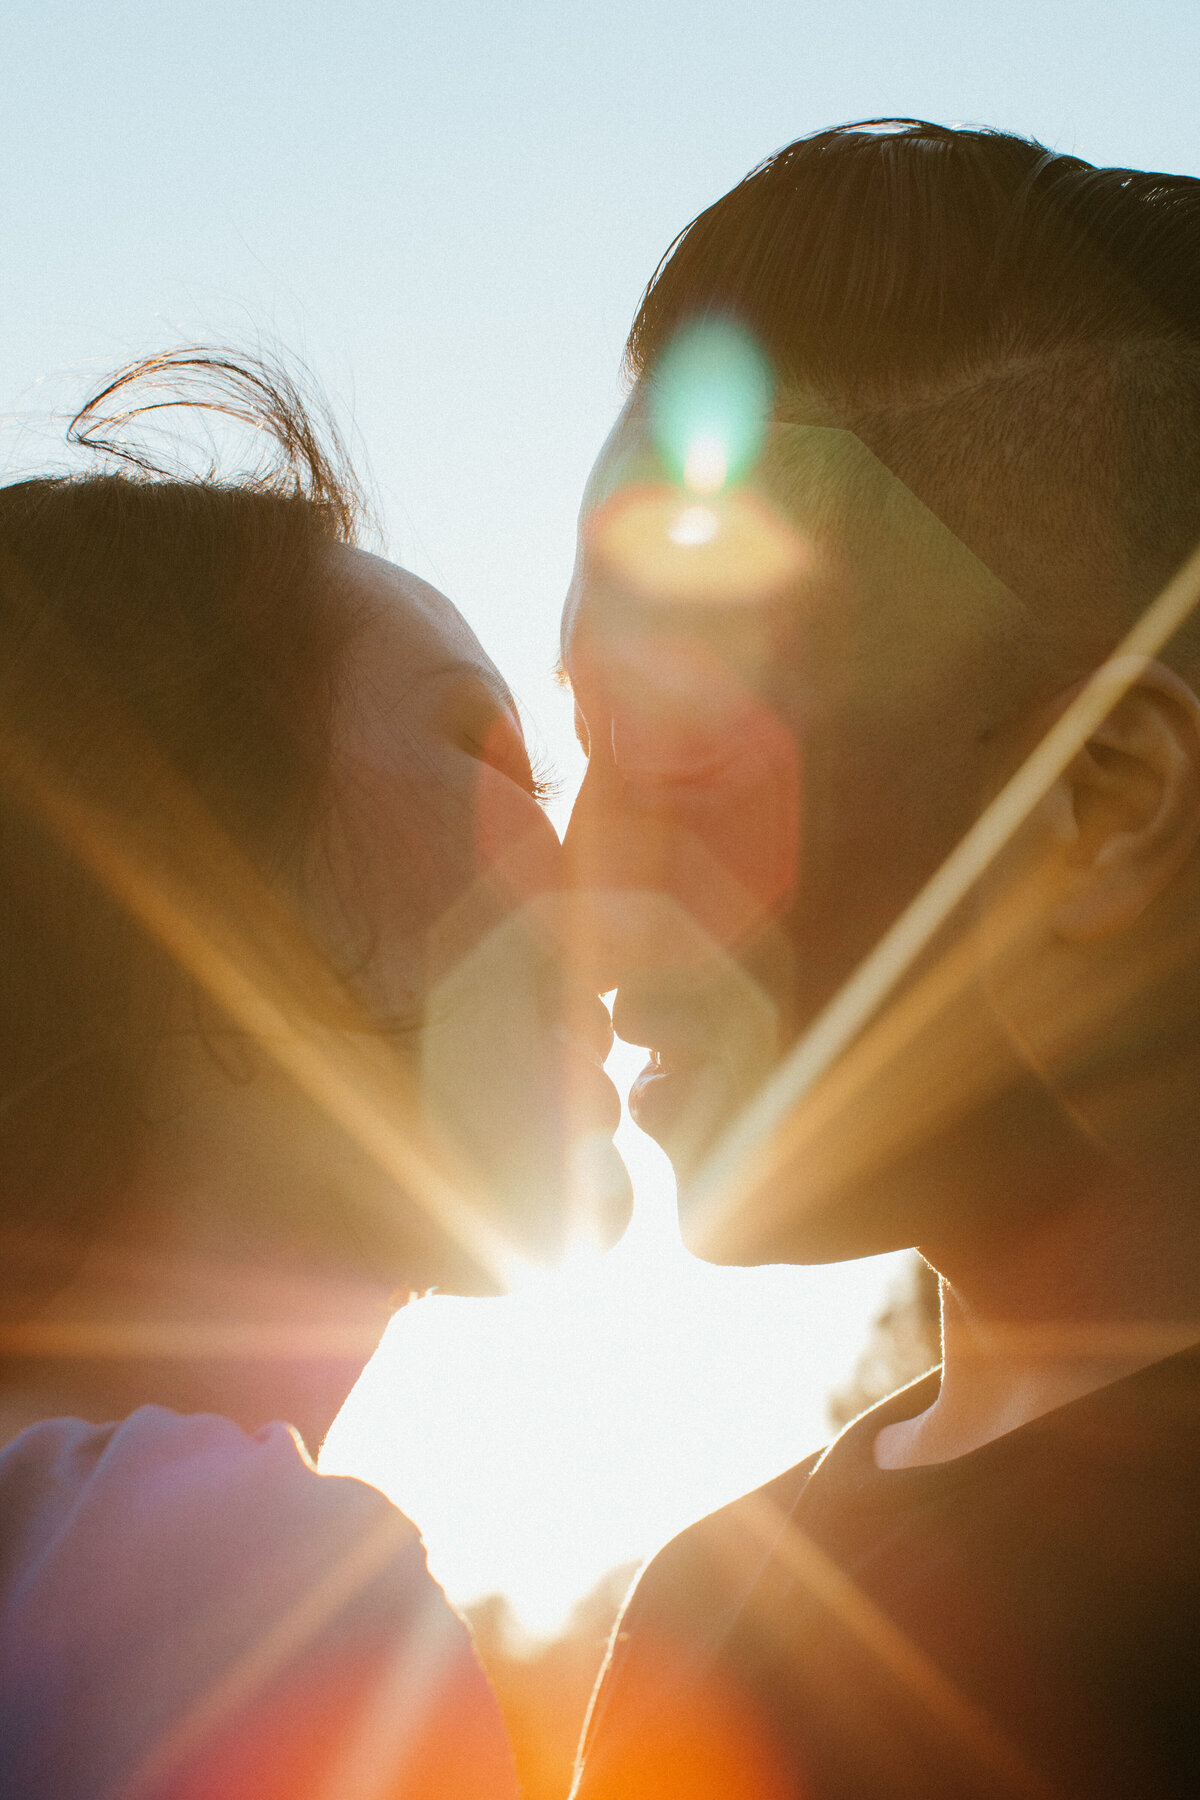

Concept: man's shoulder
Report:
left=649, top=1450, right=818, bottom=1566
left=574, top=1456, right=822, bottom=1800
left=614, top=1449, right=822, bottom=1659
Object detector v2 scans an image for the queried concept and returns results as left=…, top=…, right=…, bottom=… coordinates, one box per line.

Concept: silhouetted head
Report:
left=564, top=122, right=1200, bottom=1261
left=1, top=352, right=627, bottom=1333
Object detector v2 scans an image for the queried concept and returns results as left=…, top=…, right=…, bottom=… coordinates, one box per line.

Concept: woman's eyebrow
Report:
left=552, top=654, right=573, bottom=695
left=413, top=659, right=518, bottom=713
left=474, top=665, right=525, bottom=732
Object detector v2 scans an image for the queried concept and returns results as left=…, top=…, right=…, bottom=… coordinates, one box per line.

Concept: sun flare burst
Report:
left=319, top=1037, right=908, bottom=1642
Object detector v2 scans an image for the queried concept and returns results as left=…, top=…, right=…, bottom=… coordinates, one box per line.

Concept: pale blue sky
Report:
left=3, top=0, right=1199, bottom=796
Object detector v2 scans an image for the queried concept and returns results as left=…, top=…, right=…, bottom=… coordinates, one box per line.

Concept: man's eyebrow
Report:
left=552, top=654, right=573, bottom=695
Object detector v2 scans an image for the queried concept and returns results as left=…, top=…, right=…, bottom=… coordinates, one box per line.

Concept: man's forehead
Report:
left=578, top=393, right=656, bottom=514
left=566, top=404, right=1049, bottom=694
left=579, top=378, right=830, bottom=509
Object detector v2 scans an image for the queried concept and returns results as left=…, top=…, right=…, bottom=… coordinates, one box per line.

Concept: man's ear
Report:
left=1052, top=662, right=1200, bottom=941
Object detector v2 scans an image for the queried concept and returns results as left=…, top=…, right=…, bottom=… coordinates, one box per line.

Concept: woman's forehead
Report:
left=330, top=544, right=500, bottom=683
left=321, top=546, right=524, bottom=786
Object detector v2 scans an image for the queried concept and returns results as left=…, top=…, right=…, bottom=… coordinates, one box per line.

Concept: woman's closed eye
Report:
left=444, top=676, right=558, bottom=805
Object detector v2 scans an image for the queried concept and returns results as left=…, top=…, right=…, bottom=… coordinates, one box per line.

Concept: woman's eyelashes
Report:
left=526, top=751, right=560, bottom=808
left=447, top=677, right=556, bottom=804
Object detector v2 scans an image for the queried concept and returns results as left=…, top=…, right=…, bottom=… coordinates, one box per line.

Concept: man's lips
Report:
left=627, top=1049, right=740, bottom=1165
left=627, top=1052, right=678, bottom=1126
left=612, top=987, right=709, bottom=1133
left=610, top=990, right=708, bottom=1071
left=627, top=1045, right=706, bottom=1103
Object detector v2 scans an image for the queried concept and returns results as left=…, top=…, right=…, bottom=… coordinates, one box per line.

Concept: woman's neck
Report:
left=0, top=1211, right=397, bottom=1453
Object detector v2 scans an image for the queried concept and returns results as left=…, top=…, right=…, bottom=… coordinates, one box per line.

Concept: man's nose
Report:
left=562, top=756, right=671, bottom=895
left=564, top=756, right=665, bottom=986
left=564, top=734, right=802, bottom=978
left=561, top=763, right=718, bottom=992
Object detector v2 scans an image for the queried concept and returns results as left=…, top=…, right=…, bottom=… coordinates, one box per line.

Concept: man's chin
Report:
left=682, top=1209, right=917, bottom=1268
left=629, top=1055, right=921, bottom=1267
left=676, top=1159, right=927, bottom=1267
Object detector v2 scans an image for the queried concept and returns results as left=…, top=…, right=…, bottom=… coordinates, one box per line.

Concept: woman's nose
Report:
left=475, top=767, right=566, bottom=903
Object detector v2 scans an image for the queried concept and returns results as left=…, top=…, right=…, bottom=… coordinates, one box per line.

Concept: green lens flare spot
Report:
left=649, top=320, right=773, bottom=493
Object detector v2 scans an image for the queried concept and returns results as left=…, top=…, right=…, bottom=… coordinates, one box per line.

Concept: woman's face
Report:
left=308, top=547, right=630, bottom=1281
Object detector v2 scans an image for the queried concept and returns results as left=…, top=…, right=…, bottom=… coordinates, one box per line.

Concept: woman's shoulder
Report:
left=0, top=1405, right=415, bottom=1601
left=0, top=1409, right=517, bottom=1800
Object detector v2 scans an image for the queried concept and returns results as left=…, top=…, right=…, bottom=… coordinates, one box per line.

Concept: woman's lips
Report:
left=552, top=1015, right=613, bottom=1070
left=551, top=1028, right=623, bottom=1135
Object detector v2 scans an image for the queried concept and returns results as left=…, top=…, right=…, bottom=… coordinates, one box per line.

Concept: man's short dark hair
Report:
left=628, top=121, right=1200, bottom=644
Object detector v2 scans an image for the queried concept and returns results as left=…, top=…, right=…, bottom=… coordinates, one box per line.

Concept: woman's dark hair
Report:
left=628, top=121, right=1200, bottom=624
left=0, top=350, right=365, bottom=1256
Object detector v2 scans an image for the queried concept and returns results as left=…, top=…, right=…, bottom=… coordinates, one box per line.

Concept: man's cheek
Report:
left=664, top=741, right=801, bottom=949
left=717, top=738, right=801, bottom=917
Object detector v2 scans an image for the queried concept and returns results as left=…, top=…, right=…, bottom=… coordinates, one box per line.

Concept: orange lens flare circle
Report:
left=574, top=1628, right=796, bottom=1800
left=588, top=483, right=807, bottom=606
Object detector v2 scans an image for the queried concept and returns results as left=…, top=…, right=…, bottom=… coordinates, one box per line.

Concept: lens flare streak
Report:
left=690, top=540, right=1200, bottom=1250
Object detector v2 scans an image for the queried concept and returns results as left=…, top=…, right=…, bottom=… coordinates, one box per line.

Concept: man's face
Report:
left=562, top=397, right=1052, bottom=1255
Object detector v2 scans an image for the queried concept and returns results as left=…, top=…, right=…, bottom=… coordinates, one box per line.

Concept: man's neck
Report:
left=874, top=1181, right=1200, bottom=1470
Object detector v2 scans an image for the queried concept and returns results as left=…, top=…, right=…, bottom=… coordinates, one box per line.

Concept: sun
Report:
left=319, top=1037, right=907, bottom=1642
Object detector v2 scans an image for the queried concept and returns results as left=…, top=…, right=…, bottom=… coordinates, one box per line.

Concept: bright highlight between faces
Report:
left=667, top=503, right=720, bottom=547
